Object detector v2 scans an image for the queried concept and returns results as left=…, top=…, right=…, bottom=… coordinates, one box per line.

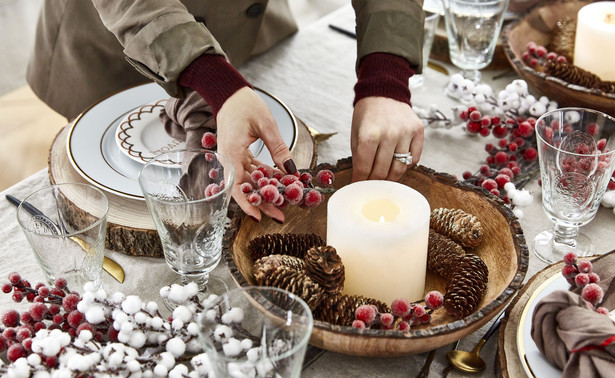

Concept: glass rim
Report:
left=16, top=183, right=109, bottom=237
left=201, top=285, right=314, bottom=363
left=536, top=107, right=615, bottom=157
left=138, top=148, right=236, bottom=204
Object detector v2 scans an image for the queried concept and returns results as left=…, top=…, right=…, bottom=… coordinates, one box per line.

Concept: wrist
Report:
left=353, top=52, right=415, bottom=106
left=179, top=54, right=251, bottom=115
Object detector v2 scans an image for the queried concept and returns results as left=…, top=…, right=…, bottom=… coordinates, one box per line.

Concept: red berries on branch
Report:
left=561, top=252, right=608, bottom=314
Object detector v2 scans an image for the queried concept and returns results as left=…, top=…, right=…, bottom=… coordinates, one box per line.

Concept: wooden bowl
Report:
left=223, top=158, right=529, bottom=357
left=502, top=0, right=615, bottom=118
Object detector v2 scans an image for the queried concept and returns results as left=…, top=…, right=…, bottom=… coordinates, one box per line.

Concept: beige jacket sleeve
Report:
left=90, top=0, right=226, bottom=97
left=352, top=0, right=425, bottom=73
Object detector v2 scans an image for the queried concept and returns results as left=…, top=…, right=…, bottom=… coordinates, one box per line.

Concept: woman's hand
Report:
left=216, top=87, right=295, bottom=223
left=350, top=96, right=424, bottom=182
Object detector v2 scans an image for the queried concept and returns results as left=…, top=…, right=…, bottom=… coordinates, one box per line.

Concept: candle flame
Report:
left=379, top=215, right=385, bottom=223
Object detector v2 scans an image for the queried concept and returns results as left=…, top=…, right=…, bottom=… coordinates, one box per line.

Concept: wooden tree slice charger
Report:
left=48, top=118, right=317, bottom=257
left=224, top=158, right=529, bottom=357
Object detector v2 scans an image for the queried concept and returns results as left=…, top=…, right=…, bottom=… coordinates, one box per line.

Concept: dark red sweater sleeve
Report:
left=179, top=54, right=251, bottom=115
left=353, top=52, right=415, bottom=106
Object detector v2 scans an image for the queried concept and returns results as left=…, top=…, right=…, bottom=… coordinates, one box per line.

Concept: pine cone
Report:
left=253, top=254, right=306, bottom=274
left=597, top=80, right=615, bottom=95
left=443, top=254, right=489, bottom=319
left=430, top=208, right=483, bottom=248
left=548, top=17, right=576, bottom=63
left=428, top=230, right=466, bottom=279
left=247, top=233, right=325, bottom=261
left=252, top=263, right=325, bottom=310
left=314, top=293, right=390, bottom=326
left=305, top=246, right=345, bottom=294
left=544, top=60, right=602, bottom=89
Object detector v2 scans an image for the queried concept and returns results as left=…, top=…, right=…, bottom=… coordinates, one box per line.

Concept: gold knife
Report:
left=6, top=194, right=125, bottom=284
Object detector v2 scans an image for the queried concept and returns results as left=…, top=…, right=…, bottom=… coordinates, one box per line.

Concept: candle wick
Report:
left=606, top=13, right=615, bottom=25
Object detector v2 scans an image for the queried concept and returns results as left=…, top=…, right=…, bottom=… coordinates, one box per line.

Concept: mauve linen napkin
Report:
left=159, top=89, right=217, bottom=199
left=531, top=251, right=615, bottom=377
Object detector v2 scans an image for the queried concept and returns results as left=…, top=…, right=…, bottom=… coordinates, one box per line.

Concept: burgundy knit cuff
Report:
left=353, top=52, right=415, bottom=106
left=179, top=54, right=251, bottom=115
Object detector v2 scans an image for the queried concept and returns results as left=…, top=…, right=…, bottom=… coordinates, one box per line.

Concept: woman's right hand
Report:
left=215, top=87, right=296, bottom=223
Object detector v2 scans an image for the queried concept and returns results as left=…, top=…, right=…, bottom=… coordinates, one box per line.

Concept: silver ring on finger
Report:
left=393, top=152, right=413, bottom=165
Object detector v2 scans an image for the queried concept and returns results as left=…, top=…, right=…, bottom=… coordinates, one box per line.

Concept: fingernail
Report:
left=248, top=215, right=260, bottom=223
left=272, top=217, right=284, bottom=225
left=283, top=159, right=297, bottom=175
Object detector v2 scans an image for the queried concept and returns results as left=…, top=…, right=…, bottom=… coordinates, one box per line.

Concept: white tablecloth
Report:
left=1, top=5, right=614, bottom=377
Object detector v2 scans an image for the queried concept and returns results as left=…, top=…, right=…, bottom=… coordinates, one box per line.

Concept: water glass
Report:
left=442, top=0, right=509, bottom=82
left=138, top=149, right=234, bottom=292
left=408, top=10, right=441, bottom=88
left=16, top=183, right=108, bottom=290
left=533, top=108, right=615, bottom=263
left=198, top=286, right=313, bottom=378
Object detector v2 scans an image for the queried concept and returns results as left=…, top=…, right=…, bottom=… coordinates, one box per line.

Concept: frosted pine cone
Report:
left=315, top=293, right=390, bottom=326
left=305, top=245, right=345, bottom=294
left=252, top=263, right=325, bottom=310
left=428, top=230, right=466, bottom=279
left=247, top=233, right=325, bottom=261
left=253, top=254, right=306, bottom=273
left=430, top=208, right=483, bottom=248
left=443, top=254, right=489, bottom=319
left=544, top=60, right=601, bottom=90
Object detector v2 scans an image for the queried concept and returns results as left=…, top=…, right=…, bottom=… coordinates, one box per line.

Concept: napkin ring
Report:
left=393, top=152, right=413, bottom=165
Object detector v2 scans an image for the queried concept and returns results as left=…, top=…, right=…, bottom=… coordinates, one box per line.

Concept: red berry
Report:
left=250, top=170, right=264, bottom=184
left=495, top=174, right=511, bottom=188
left=535, top=45, right=547, bottom=57
left=280, top=174, right=299, bottom=186
left=589, top=272, right=600, bottom=284
left=283, top=183, right=304, bottom=205
left=48, top=304, right=60, bottom=315
left=546, top=51, right=557, bottom=61
left=8, top=272, right=21, bottom=285
left=50, top=288, right=65, bottom=297
left=575, top=273, right=590, bottom=287
left=479, top=127, right=491, bottom=137
left=511, top=166, right=521, bottom=176
left=20, top=312, right=32, bottom=325
left=55, top=278, right=67, bottom=290
left=247, top=192, right=262, bottom=206
left=562, top=264, right=577, bottom=279
left=3, top=328, right=16, bottom=340
left=578, top=260, right=592, bottom=274
left=108, top=326, right=120, bottom=342
left=380, top=313, right=394, bottom=327
left=256, top=165, right=274, bottom=179
left=259, top=184, right=279, bottom=203
left=16, top=327, right=32, bottom=341
left=0, top=336, right=6, bottom=353
left=208, top=168, right=220, bottom=180
left=480, top=116, right=491, bottom=127
left=523, top=147, right=538, bottom=161
left=29, top=303, right=48, bottom=322
left=22, top=338, right=32, bottom=352
left=397, top=321, right=411, bottom=332
left=482, top=179, right=497, bottom=192
left=563, top=252, right=577, bottom=266
left=12, top=291, right=24, bottom=302
left=37, top=286, right=50, bottom=298
left=7, top=343, right=26, bottom=362
left=419, top=312, right=431, bottom=324
left=240, top=182, right=253, bottom=194
left=508, top=142, right=518, bottom=152
left=301, top=172, right=313, bottom=185
left=597, top=138, right=607, bottom=151
left=205, top=183, right=221, bottom=197
left=526, top=41, right=537, bottom=52
left=425, top=291, right=444, bottom=310
left=494, top=151, right=509, bottom=165
left=352, top=319, right=366, bottom=329
left=45, top=356, right=58, bottom=368
left=412, top=304, right=426, bottom=318
left=479, top=165, right=490, bottom=174
left=201, top=132, right=217, bottom=149
left=2, top=283, right=12, bottom=293
left=582, top=283, right=604, bottom=305
left=498, top=168, right=514, bottom=180
left=355, top=305, right=377, bottom=325
left=76, top=322, right=95, bottom=335
left=316, top=170, right=335, bottom=186
left=52, top=314, right=63, bottom=324
left=462, top=171, right=472, bottom=180
left=391, top=298, right=412, bottom=318
left=608, top=181, right=615, bottom=191
left=257, top=177, right=270, bottom=188
left=469, top=110, right=481, bottom=122
left=467, top=106, right=478, bottom=113
left=498, top=139, right=508, bottom=148
left=303, top=189, right=323, bottom=207
left=467, top=121, right=481, bottom=134
left=459, top=110, right=469, bottom=121
left=2, top=310, right=20, bottom=327
left=492, top=125, right=508, bottom=138
left=67, top=310, right=84, bottom=328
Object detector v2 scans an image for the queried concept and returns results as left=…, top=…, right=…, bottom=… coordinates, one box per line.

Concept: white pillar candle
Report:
left=327, top=181, right=430, bottom=304
left=574, top=1, right=615, bottom=81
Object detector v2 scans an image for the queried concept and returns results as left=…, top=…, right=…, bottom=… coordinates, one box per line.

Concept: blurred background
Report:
left=0, top=0, right=346, bottom=191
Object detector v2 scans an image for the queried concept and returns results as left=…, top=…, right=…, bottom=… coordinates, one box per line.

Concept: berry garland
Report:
left=561, top=253, right=609, bottom=315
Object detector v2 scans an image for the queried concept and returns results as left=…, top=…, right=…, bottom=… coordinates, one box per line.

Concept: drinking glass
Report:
left=16, top=183, right=109, bottom=290
left=533, top=108, right=615, bottom=263
left=408, top=10, right=441, bottom=88
left=138, top=149, right=234, bottom=300
left=198, top=286, right=313, bottom=378
left=442, top=0, right=509, bottom=82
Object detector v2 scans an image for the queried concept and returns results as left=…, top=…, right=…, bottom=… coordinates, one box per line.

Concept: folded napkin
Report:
left=159, top=89, right=217, bottom=199
left=532, top=251, right=615, bottom=378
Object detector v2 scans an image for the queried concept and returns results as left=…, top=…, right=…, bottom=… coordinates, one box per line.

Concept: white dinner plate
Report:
left=517, top=273, right=567, bottom=378
left=67, top=83, right=297, bottom=200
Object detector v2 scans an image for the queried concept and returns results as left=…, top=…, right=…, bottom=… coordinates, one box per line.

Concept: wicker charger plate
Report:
left=224, top=158, right=529, bottom=357
left=502, top=0, right=615, bottom=118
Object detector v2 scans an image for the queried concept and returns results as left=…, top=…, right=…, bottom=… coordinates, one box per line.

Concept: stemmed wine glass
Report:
left=138, top=149, right=234, bottom=306
left=441, top=0, right=509, bottom=83
left=533, top=108, right=615, bottom=263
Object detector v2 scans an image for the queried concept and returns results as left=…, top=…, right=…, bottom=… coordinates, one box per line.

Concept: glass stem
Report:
left=552, top=224, right=579, bottom=247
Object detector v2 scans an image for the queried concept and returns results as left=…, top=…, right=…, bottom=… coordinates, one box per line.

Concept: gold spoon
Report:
left=446, top=312, right=503, bottom=373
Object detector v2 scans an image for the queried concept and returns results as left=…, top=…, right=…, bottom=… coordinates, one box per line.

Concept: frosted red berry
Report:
left=582, top=283, right=604, bottom=305
left=425, top=291, right=444, bottom=310
left=412, top=304, right=426, bottom=318
left=316, top=170, right=335, bottom=186
left=523, top=147, right=538, bottom=161
left=250, top=170, right=264, bottom=184
left=16, top=327, right=32, bottom=341
left=578, top=260, right=592, bottom=274
left=495, top=174, right=511, bottom=188
left=482, top=179, right=497, bottom=192
left=20, top=312, right=32, bottom=325
left=280, top=174, right=299, bottom=186
left=259, top=184, right=279, bottom=203
left=76, top=322, right=96, bottom=335
left=201, top=132, right=217, bottom=149
left=303, top=189, right=323, bottom=207
left=494, top=151, right=509, bottom=165
left=561, top=264, right=577, bottom=279
left=589, top=272, right=600, bottom=284
left=257, top=177, right=270, bottom=188
left=492, top=125, right=508, bottom=138
left=355, top=304, right=377, bottom=325
left=380, top=313, right=395, bottom=327
left=2, top=309, right=20, bottom=327
left=29, top=303, right=48, bottom=322
left=575, top=273, right=590, bottom=287
left=208, top=168, right=220, bottom=180
left=247, top=192, right=262, bottom=206
left=398, top=321, right=411, bottom=332
left=301, top=172, right=313, bottom=185
left=7, top=343, right=26, bottom=362
left=55, top=278, right=67, bottom=290
left=563, top=252, right=577, bottom=266
left=479, top=127, right=491, bottom=137
left=283, top=184, right=303, bottom=205
left=67, top=310, right=84, bottom=328
left=45, top=356, right=58, bottom=368
left=8, top=272, right=21, bottom=285
left=240, top=183, right=253, bottom=194
left=462, top=171, right=473, bottom=180
left=467, top=121, right=481, bottom=134
left=469, top=110, right=481, bottom=122
left=2, top=283, right=12, bottom=293
left=391, top=298, right=412, bottom=318
left=3, top=328, right=16, bottom=340
left=205, top=183, right=221, bottom=197
left=352, top=319, right=366, bottom=329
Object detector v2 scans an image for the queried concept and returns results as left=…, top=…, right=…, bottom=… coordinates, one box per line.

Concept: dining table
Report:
left=1, top=4, right=614, bottom=377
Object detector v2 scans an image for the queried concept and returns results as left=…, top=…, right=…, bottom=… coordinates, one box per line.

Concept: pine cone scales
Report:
left=253, top=254, right=306, bottom=273
left=544, top=60, right=602, bottom=90
left=247, top=233, right=325, bottom=261
left=252, top=263, right=324, bottom=310
left=444, top=254, right=489, bottom=319
left=305, top=246, right=345, bottom=294
left=428, top=230, right=465, bottom=279
left=430, top=208, right=483, bottom=248
left=315, top=293, right=390, bottom=326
